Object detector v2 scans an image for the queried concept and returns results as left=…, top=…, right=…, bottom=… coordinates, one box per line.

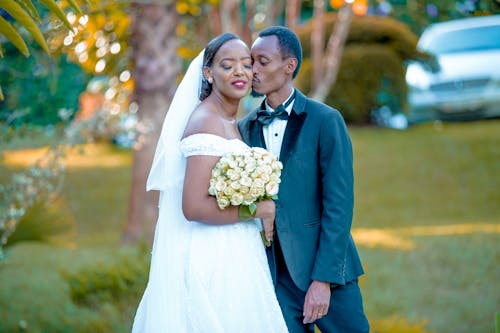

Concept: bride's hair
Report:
left=200, top=32, right=240, bottom=101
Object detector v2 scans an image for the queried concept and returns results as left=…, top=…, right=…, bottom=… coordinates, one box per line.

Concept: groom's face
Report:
left=251, top=36, right=291, bottom=98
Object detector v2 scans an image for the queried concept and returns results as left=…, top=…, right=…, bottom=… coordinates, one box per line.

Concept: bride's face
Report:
left=208, top=39, right=253, bottom=100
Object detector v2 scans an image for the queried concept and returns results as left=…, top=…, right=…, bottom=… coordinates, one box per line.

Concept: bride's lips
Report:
left=231, top=80, right=248, bottom=89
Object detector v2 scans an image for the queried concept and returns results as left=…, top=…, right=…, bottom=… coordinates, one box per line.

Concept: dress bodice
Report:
left=180, top=133, right=248, bottom=157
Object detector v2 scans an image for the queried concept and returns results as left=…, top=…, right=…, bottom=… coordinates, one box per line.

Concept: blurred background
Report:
left=1, top=0, right=499, bottom=332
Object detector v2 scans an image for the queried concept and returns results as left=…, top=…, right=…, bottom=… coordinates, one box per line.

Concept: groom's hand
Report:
left=302, top=280, right=331, bottom=324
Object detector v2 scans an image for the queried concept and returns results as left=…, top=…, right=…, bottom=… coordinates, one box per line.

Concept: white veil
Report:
left=147, top=50, right=204, bottom=191
left=132, top=50, right=204, bottom=332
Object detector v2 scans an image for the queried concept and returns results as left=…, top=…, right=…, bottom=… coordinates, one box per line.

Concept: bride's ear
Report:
left=203, top=67, right=213, bottom=84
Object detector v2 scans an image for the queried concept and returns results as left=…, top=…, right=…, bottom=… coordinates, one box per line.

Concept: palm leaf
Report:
left=38, top=0, right=74, bottom=30
left=65, top=0, right=83, bottom=14
left=0, top=15, right=30, bottom=56
left=0, top=0, right=50, bottom=54
left=17, top=0, right=42, bottom=22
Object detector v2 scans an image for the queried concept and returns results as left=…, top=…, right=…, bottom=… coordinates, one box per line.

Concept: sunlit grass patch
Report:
left=353, top=222, right=500, bottom=250
left=2, top=143, right=131, bottom=169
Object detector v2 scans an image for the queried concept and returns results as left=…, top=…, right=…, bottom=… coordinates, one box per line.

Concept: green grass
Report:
left=1, top=120, right=499, bottom=333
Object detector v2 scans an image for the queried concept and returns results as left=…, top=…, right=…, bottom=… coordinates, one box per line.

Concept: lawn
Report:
left=1, top=120, right=499, bottom=333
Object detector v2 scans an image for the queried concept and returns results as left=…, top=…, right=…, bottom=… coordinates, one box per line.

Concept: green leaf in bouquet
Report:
left=239, top=203, right=256, bottom=221
left=249, top=203, right=257, bottom=216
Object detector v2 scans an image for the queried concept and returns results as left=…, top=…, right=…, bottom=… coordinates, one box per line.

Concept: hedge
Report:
left=295, top=13, right=428, bottom=124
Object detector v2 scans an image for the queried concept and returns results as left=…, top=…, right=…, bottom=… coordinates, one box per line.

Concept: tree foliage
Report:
left=0, top=0, right=83, bottom=99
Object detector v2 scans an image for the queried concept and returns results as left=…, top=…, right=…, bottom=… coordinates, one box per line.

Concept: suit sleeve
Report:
left=310, top=109, right=354, bottom=285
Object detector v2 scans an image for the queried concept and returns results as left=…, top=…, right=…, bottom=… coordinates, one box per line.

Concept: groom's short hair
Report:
left=258, top=26, right=303, bottom=79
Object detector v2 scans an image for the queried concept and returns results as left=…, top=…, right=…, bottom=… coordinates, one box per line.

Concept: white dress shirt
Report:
left=262, top=90, right=295, bottom=159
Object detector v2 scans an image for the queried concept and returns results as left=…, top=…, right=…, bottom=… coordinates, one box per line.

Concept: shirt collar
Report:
left=265, top=89, right=296, bottom=114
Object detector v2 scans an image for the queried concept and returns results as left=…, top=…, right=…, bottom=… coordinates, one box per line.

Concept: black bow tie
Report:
left=256, top=91, right=296, bottom=125
left=256, top=105, right=289, bottom=125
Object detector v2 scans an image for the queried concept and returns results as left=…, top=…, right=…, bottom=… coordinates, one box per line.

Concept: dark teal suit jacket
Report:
left=238, top=89, right=364, bottom=291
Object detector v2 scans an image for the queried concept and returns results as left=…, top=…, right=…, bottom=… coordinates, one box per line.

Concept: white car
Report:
left=406, top=15, right=500, bottom=122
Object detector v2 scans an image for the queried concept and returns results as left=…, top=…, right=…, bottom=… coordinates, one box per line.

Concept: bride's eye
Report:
left=220, top=62, right=232, bottom=70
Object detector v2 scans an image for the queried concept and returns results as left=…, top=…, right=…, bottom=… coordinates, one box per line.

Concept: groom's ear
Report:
left=285, top=58, right=298, bottom=76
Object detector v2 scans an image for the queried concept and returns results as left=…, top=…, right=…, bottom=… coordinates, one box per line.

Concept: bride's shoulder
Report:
left=182, top=104, right=225, bottom=140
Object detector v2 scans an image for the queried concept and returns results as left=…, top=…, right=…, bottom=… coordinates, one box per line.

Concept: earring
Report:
left=208, top=77, right=213, bottom=84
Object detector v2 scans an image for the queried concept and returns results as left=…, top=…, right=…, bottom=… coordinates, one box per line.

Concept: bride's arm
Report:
left=182, top=155, right=275, bottom=225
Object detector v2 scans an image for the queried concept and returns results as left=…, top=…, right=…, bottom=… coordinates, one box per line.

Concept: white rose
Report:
left=262, top=154, right=273, bottom=165
left=239, top=176, right=252, bottom=187
left=217, top=197, right=230, bottom=209
left=253, top=178, right=265, bottom=189
left=226, top=169, right=240, bottom=181
left=270, top=173, right=281, bottom=183
left=252, top=147, right=268, bottom=155
left=219, top=157, right=230, bottom=168
left=230, top=181, right=241, bottom=190
left=243, top=194, right=256, bottom=205
left=214, top=179, right=227, bottom=192
left=272, top=160, right=283, bottom=170
left=266, top=181, right=279, bottom=196
left=262, top=165, right=273, bottom=175
left=208, top=185, right=215, bottom=195
left=227, top=158, right=237, bottom=168
left=239, top=186, right=250, bottom=194
left=230, top=193, right=244, bottom=206
left=224, top=186, right=235, bottom=196
left=260, top=173, right=270, bottom=183
left=250, top=184, right=264, bottom=197
left=254, top=166, right=266, bottom=176
left=244, top=160, right=257, bottom=173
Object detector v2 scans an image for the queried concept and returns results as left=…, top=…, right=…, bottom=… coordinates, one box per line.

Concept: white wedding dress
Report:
left=132, top=133, right=288, bottom=333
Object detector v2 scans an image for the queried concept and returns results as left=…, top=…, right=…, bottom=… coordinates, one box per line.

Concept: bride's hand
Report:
left=256, top=200, right=275, bottom=243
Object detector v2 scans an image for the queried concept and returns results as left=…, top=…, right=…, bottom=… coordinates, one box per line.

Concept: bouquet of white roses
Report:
left=208, top=147, right=283, bottom=246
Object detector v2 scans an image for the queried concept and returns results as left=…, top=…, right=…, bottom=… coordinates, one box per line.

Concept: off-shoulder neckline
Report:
left=180, top=133, right=243, bottom=143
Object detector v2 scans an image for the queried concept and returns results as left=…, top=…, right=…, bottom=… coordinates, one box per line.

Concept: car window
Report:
left=424, top=25, right=500, bottom=54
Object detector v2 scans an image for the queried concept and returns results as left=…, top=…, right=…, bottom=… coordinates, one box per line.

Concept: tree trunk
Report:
left=209, top=4, right=223, bottom=37
left=285, top=0, right=301, bottom=28
left=311, top=4, right=353, bottom=102
left=242, top=0, right=256, bottom=45
left=270, top=0, right=286, bottom=26
left=123, top=2, right=180, bottom=243
left=220, top=0, right=242, bottom=35
left=311, top=0, right=325, bottom=91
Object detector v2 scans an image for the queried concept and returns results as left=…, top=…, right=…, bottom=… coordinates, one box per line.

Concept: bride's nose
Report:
left=233, top=63, right=244, bottom=76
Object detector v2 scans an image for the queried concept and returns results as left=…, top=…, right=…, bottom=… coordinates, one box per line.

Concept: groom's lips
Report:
left=232, top=80, right=248, bottom=89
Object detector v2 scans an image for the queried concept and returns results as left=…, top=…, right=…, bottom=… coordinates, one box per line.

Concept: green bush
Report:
left=295, top=14, right=428, bottom=124
left=4, top=198, right=76, bottom=248
left=62, top=248, right=149, bottom=308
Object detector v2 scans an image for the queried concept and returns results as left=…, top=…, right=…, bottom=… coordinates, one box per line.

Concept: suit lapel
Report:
left=246, top=99, right=267, bottom=149
left=278, top=89, right=308, bottom=167
left=248, top=119, right=267, bottom=149
left=279, top=110, right=306, bottom=167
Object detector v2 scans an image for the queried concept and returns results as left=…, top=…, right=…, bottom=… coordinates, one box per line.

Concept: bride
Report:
left=131, top=33, right=288, bottom=332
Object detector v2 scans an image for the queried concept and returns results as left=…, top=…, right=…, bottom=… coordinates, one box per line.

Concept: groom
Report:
left=239, top=26, right=369, bottom=333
